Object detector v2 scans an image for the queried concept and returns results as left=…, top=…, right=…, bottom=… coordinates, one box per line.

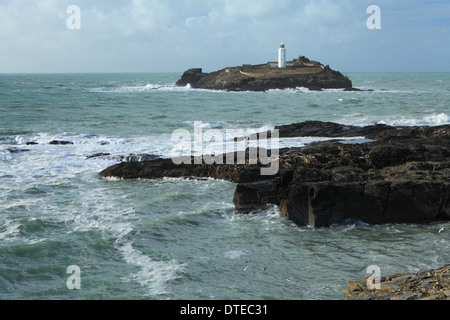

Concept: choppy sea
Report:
left=0, top=72, right=449, bottom=300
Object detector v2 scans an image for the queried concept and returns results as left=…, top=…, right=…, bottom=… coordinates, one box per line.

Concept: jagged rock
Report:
left=99, top=152, right=268, bottom=183
left=86, top=153, right=111, bottom=160
left=49, top=140, right=74, bottom=145
left=274, top=121, right=396, bottom=139
left=343, top=265, right=450, bottom=300
left=117, top=153, right=162, bottom=163
left=233, top=179, right=281, bottom=213
left=99, top=121, right=450, bottom=227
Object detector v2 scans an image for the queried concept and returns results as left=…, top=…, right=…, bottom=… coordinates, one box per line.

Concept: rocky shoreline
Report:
left=99, top=121, right=450, bottom=228
left=98, top=121, right=450, bottom=299
left=343, top=265, right=450, bottom=300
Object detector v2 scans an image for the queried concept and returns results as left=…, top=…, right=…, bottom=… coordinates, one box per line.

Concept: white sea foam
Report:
left=0, top=218, right=47, bottom=244
left=267, top=87, right=311, bottom=93
left=63, top=179, right=185, bottom=296
left=2, top=132, right=189, bottom=297
left=0, top=219, right=21, bottom=241
left=88, top=83, right=225, bottom=94
left=377, top=113, right=450, bottom=126
left=224, top=250, right=248, bottom=260
left=117, top=241, right=185, bottom=296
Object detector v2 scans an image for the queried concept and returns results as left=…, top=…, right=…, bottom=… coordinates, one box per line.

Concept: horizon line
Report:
left=1, top=70, right=450, bottom=75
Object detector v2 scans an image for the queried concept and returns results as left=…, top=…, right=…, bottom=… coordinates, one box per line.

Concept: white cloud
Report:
left=0, top=0, right=448, bottom=72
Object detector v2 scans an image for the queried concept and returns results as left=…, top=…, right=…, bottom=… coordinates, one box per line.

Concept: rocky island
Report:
left=176, top=44, right=353, bottom=91
left=99, top=121, right=450, bottom=228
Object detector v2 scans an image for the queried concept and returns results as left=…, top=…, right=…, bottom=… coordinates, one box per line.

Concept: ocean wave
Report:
left=117, top=241, right=185, bottom=296
left=0, top=218, right=47, bottom=245
left=267, top=87, right=310, bottom=93
left=377, top=113, right=450, bottom=126
left=0, top=219, right=21, bottom=241
left=12, top=132, right=129, bottom=146
left=87, top=83, right=225, bottom=94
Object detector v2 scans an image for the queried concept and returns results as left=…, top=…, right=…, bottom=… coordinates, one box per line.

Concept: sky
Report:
left=0, top=0, right=449, bottom=73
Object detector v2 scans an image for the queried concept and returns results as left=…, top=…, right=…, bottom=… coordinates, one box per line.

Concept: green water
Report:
left=0, top=73, right=449, bottom=299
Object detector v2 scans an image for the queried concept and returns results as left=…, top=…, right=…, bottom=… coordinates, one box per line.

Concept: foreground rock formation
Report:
left=343, top=265, right=450, bottom=300
left=99, top=121, right=450, bottom=227
left=176, top=56, right=353, bottom=91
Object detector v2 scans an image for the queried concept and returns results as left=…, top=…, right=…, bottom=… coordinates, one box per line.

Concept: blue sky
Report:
left=0, top=0, right=449, bottom=73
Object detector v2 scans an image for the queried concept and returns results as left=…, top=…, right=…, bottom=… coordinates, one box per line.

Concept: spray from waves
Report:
left=117, top=242, right=185, bottom=296
left=1, top=132, right=185, bottom=296
left=66, top=187, right=186, bottom=296
left=87, top=83, right=226, bottom=94
left=335, top=112, right=450, bottom=128
left=0, top=219, right=21, bottom=241
left=377, top=113, right=450, bottom=126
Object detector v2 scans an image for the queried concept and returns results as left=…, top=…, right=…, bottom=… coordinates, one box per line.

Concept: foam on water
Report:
left=1, top=72, right=449, bottom=299
left=0, top=131, right=189, bottom=295
left=117, top=242, right=185, bottom=296
left=377, top=112, right=450, bottom=126
left=0, top=219, right=21, bottom=242
left=87, top=83, right=225, bottom=94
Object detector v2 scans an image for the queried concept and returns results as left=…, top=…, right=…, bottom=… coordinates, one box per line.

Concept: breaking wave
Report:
left=87, top=83, right=225, bottom=94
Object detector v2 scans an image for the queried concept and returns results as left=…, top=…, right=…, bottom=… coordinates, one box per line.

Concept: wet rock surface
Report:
left=99, top=121, right=450, bottom=227
left=49, top=140, right=74, bottom=145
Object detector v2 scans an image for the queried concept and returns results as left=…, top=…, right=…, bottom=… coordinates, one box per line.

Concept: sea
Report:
left=0, top=72, right=449, bottom=300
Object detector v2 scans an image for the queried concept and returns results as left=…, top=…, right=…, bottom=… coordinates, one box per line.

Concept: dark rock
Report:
left=274, top=121, right=397, bottom=139
left=118, top=154, right=162, bottom=163
left=99, top=152, right=269, bottom=183
left=275, top=125, right=450, bottom=226
left=7, top=147, right=31, bottom=153
left=175, top=68, right=205, bottom=87
left=233, top=179, right=281, bottom=213
left=86, top=153, right=111, bottom=160
left=99, top=121, right=450, bottom=227
left=26, top=142, right=38, bottom=145
left=50, top=140, right=74, bottom=145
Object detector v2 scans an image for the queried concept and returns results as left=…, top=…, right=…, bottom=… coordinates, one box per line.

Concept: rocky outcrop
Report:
left=99, top=151, right=270, bottom=183
left=343, top=265, right=450, bottom=300
left=176, top=60, right=353, bottom=91
left=238, top=123, right=450, bottom=227
left=99, top=121, right=450, bottom=227
left=49, top=140, right=74, bottom=145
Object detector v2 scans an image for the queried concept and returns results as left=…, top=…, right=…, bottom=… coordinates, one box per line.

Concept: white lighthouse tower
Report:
left=278, top=42, right=286, bottom=68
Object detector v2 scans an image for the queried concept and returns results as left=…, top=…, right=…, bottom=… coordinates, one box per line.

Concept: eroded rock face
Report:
left=99, top=122, right=450, bottom=227
left=275, top=125, right=450, bottom=226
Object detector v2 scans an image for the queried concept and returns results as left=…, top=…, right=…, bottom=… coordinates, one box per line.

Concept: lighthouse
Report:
left=278, top=43, right=286, bottom=68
